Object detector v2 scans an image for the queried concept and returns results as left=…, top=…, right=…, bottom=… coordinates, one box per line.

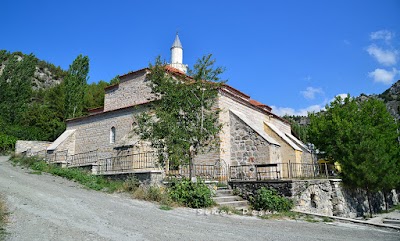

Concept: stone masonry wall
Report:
left=15, top=140, right=51, bottom=155
left=218, top=93, right=288, bottom=167
left=67, top=106, right=148, bottom=159
left=230, top=179, right=399, bottom=218
left=230, top=113, right=270, bottom=166
left=104, top=71, right=154, bottom=112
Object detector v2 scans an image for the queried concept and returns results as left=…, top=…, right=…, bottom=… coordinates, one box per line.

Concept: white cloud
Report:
left=300, top=87, right=324, bottom=100
left=368, top=68, right=399, bottom=85
left=370, top=30, right=394, bottom=41
left=366, top=44, right=397, bottom=66
left=271, top=104, right=324, bottom=117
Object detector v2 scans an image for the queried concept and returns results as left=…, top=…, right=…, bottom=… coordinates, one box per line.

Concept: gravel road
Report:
left=0, top=156, right=398, bottom=241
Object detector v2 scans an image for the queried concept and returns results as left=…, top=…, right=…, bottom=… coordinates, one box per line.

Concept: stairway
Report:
left=213, top=187, right=248, bottom=210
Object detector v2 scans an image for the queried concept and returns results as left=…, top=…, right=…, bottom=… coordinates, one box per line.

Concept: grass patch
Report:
left=322, top=216, right=333, bottom=222
left=0, top=195, right=9, bottom=241
left=159, top=205, right=173, bottom=211
left=10, top=155, right=125, bottom=193
left=304, top=214, right=319, bottom=223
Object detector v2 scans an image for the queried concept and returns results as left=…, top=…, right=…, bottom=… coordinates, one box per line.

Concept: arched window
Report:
left=110, top=126, right=116, bottom=144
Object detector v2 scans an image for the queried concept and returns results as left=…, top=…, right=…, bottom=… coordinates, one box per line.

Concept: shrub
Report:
left=132, top=185, right=173, bottom=206
left=167, top=178, right=214, bottom=208
left=122, top=175, right=140, bottom=192
left=250, top=187, right=293, bottom=212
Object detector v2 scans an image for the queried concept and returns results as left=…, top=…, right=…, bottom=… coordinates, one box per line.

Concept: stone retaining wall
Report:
left=15, top=140, right=51, bottom=155
left=229, top=179, right=399, bottom=218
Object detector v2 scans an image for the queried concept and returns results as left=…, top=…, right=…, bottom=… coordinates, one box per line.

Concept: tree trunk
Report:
left=383, top=191, right=388, bottom=212
left=366, top=187, right=373, bottom=218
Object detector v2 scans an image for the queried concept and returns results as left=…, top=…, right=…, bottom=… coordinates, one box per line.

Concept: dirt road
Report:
left=0, top=156, right=398, bottom=241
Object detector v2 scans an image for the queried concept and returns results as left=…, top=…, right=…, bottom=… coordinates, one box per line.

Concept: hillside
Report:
left=378, top=80, right=400, bottom=120
left=0, top=50, right=66, bottom=90
left=0, top=50, right=112, bottom=153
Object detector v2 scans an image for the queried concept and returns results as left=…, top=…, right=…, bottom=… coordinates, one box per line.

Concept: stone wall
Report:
left=230, top=113, right=270, bottom=165
left=66, top=105, right=148, bottom=159
left=230, top=179, right=400, bottom=218
left=104, top=70, right=154, bottom=112
left=15, top=140, right=51, bottom=155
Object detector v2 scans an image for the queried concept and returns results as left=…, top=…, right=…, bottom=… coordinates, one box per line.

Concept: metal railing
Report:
left=46, top=150, right=68, bottom=164
left=98, top=152, right=159, bottom=174
left=166, top=160, right=228, bottom=182
left=229, top=162, right=337, bottom=181
left=68, top=150, right=98, bottom=167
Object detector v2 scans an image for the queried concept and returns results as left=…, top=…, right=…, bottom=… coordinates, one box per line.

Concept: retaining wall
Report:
left=229, top=179, right=399, bottom=218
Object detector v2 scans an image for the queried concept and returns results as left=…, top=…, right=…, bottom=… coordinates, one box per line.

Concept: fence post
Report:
left=324, top=163, right=328, bottom=179
left=288, top=160, right=292, bottom=179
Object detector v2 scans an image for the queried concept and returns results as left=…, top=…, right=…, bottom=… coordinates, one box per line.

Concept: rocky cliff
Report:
left=0, top=51, right=66, bottom=90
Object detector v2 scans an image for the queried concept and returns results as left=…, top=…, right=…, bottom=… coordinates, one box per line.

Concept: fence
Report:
left=166, top=160, right=228, bottom=182
left=67, top=150, right=98, bottom=167
left=98, top=151, right=159, bottom=174
left=230, top=162, right=337, bottom=181
left=46, top=150, right=68, bottom=164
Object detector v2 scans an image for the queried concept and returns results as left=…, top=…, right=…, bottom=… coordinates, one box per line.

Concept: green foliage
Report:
left=84, top=80, right=108, bottom=111
left=64, top=54, right=90, bottom=119
left=283, top=115, right=309, bottom=143
left=308, top=96, right=400, bottom=216
left=109, top=75, right=120, bottom=85
left=250, top=187, right=293, bottom=212
left=135, top=55, right=224, bottom=168
left=167, top=178, right=214, bottom=208
left=0, top=52, right=36, bottom=123
left=10, top=155, right=123, bottom=193
left=122, top=175, right=141, bottom=192
left=0, top=133, right=17, bottom=154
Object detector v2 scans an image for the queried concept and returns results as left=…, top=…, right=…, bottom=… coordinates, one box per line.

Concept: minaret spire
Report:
left=170, top=33, right=187, bottom=73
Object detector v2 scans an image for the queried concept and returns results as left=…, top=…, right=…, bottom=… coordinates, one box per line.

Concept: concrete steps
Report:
left=213, top=188, right=249, bottom=210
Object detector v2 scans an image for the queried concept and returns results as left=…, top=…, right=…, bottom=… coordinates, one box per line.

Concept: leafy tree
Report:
left=0, top=52, right=36, bottom=124
left=135, top=54, right=224, bottom=177
left=64, top=54, right=89, bottom=119
left=109, top=75, right=120, bottom=85
left=84, top=80, right=108, bottom=110
left=308, top=96, right=400, bottom=216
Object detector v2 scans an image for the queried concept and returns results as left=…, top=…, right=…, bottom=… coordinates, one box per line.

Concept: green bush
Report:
left=167, top=178, right=214, bottom=208
left=0, top=133, right=17, bottom=154
left=122, top=175, right=140, bottom=192
left=250, top=187, right=293, bottom=212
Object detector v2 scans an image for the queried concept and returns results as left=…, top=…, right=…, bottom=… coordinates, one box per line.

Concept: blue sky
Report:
left=2, top=0, right=400, bottom=116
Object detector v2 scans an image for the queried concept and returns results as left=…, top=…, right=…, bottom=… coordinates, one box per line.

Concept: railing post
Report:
left=288, top=160, right=292, bottom=179
left=324, top=163, right=328, bottom=179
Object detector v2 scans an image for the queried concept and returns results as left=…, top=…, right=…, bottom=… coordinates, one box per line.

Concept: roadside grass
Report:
left=10, top=155, right=177, bottom=208
left=10, top=155, right=124, bottom=193
left=0, top=195, right=8, bottom=241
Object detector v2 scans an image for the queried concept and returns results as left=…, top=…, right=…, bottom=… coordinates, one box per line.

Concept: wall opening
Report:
left=110, top=126, right=116, bottom=144
left=310, top=193, right=317, bottom=208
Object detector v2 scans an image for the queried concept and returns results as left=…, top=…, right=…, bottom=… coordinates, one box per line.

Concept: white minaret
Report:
left=170, top=33, right=187, bottom=73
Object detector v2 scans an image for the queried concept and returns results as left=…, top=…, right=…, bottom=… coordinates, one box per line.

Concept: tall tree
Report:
left=0, top=52, right=36, bottom=124
left=64, top=54, right=89, bottom=119
left=135, top=55, right=224, bottom=177
left=308, top=96, right=400, bottom=216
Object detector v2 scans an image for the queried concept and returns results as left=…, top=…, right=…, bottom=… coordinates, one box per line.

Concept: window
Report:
left=110, top=126, right=116, bottom=144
